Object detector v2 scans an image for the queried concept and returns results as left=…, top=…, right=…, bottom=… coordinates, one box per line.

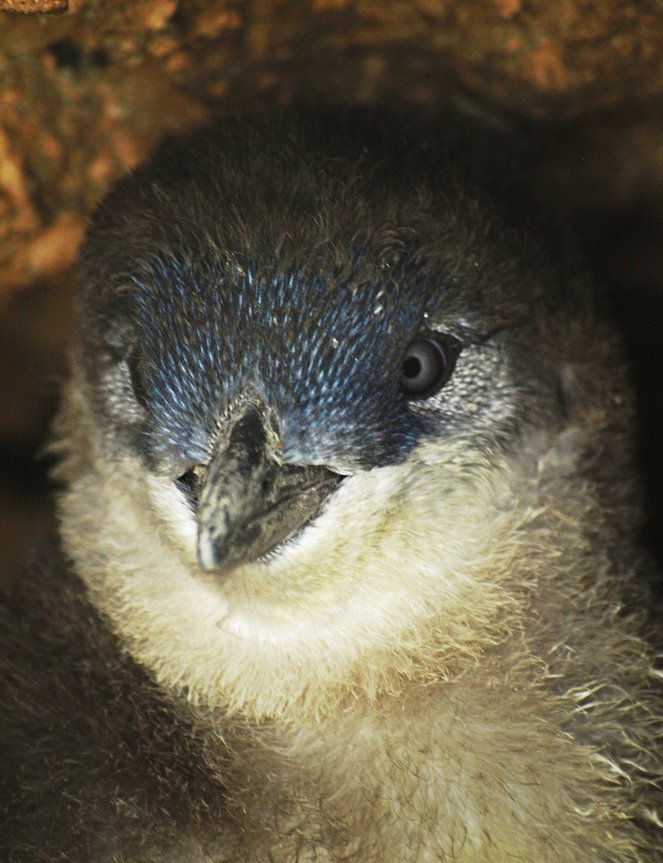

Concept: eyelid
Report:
left=127, top=348, right=149, bottom=408
left=419, top=330, right=463, bottom=361
left=459, top=325, right=513, bottom=347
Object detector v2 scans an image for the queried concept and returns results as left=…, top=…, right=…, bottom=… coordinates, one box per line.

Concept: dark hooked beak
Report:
left=196, top=405, right=344, bottom=574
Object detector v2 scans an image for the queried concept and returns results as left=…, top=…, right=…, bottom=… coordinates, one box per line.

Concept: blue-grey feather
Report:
left=127, top=249, right=434, bottom=470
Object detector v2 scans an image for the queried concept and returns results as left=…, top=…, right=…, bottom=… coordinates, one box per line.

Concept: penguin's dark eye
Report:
left=127, top=347, right=149, bottom=409
left=400, top=334, right=460, bottom=399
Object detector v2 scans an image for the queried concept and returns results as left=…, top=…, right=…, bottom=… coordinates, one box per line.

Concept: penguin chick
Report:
left=1, top=115, right=662, bottom=863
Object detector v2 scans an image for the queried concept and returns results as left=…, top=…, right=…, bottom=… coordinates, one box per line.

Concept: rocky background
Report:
left=1, top=0, right=662, bottom=581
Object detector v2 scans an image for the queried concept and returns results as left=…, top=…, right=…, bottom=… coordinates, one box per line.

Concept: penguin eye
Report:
left=400, top=334, right=460, bottom=399
left=127, top=347, right=149, bottom=409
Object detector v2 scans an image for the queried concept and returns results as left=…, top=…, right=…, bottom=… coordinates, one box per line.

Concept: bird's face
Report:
left=95, top=251, right=516, bottom=571
left=58, top=120, right=579, bottom=717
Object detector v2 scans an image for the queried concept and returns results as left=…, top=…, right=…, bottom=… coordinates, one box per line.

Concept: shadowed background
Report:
left=1, top=0, right=662, bottom=582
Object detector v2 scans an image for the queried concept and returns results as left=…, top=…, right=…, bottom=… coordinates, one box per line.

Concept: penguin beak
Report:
left=196, top=405, right=344, bottom=574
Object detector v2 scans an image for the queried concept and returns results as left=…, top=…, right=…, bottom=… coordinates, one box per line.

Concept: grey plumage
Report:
left=1, top=115, right=662, bottom=862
